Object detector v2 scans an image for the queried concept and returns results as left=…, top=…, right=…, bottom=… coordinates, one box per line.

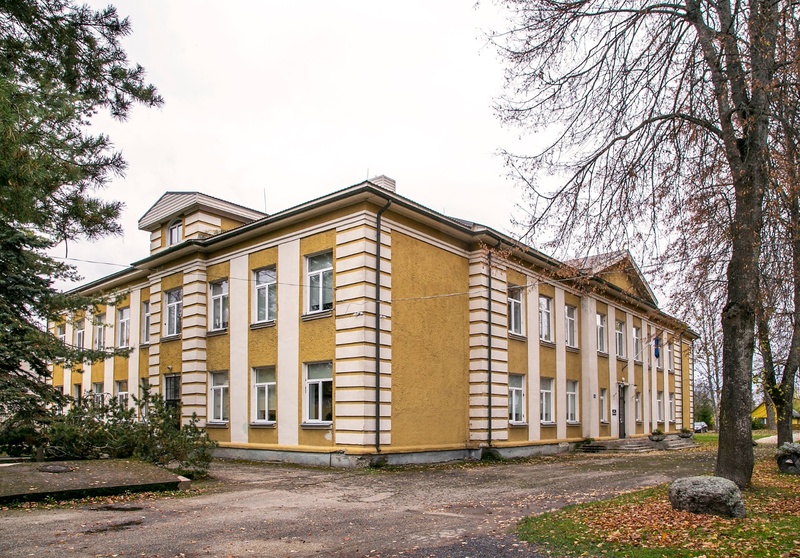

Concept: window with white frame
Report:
left=254, top=268, right=277, bottom=323
left=306, top=252, right=333, bottom=314
left=210, top=280, right=229, bottom=331
left=633, top=326, right=642, bottom=361
left=167, top=220, right=182, bottom=246
left=165, top=289, right=182, bottom=337
left=164, top=374, right=181, bottom=410
left=596, top=313, right=606, bottom=353
left=669, top=392, right=675, bottom=422
left=615, top=320, right=625, bottom=358
left=565, top=305, right=577, bottom=348
left=566, top=380, right=579, bottom=422
left=142, top=300, right=151, bottom=344
left=209, top=371, right=229, bottom=422
left=508, top=374, right=525, bottom=423
left=656, top=334, right=664, bottom=368
left=91, top=382, right=104, bottom=406
left=117, top=307, right=130, bottom=348
left=73, top=319, right=84, bottom=348
left=635, top=391, right=642, bottom=421
left=508, top=287, right=523, bottom=335
left=93, top=314, right=105, bottom=350
left=305, top=361, right=333, bottom=423
left=253, top=366, right=277, bottom=422
left=540, top=378, right=554, bottom=423
left=600, top=388, right=608, bottom=423
left=657, top=391, right=664, bottom=422
left=116, top=380, right=128, bottom=407
left=56, top=323, right=66, bottom=344
left=539, top=295, right=553, bottom=342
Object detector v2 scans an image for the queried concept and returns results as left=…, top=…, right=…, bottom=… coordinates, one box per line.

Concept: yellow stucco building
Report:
left=50, top=176, right=697, bottom=466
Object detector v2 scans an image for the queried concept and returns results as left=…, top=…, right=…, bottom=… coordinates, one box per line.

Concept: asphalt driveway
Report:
left=0, top=448, right=718, bottom=557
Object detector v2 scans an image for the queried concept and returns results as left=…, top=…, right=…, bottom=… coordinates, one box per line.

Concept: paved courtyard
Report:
left=0, top=448, right=719, bottom=557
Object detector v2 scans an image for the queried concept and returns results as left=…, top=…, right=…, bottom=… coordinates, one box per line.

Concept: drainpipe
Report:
left=374, top=200, right=392, bottom=453
left=487, top=248, right=493, bottom=447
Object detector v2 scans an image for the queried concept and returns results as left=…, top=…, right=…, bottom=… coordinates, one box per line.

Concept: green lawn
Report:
left=518, top=454, right=800, bottom=557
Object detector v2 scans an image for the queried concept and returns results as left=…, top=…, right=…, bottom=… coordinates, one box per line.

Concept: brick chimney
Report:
left=369, top=175, right=396, bottom=193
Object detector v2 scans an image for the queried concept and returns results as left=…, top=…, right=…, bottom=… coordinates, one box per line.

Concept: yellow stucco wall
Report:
left=390, top=231, right=470, bottom=448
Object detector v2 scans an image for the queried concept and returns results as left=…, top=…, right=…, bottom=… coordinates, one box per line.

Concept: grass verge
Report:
left=518, top=456, right=800, bottom=557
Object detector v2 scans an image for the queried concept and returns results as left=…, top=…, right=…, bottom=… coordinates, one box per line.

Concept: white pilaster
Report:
left=277, top=240, right=300, bottom=446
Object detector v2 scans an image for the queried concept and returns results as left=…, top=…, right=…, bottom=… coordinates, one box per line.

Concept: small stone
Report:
left=668, top=476, right=746, bottom=518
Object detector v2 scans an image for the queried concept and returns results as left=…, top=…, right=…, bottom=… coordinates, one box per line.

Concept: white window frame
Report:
left=508, top=287, right=523, bottom=335
left=669, top=393, right=675, bottom=422
left=540, top=378, right=554, bottom=423
left=254, top=267, right=277, bottom=323
left=56, top=323, right=66, bottom=344
left=209, top=280, right=229, bottom=331
left=600, top=388, right=608, bottom=423
left=167, top=219, right=182, bottom=246
left=596, top=313, right=606, bottom=353
left=615, top=320, right=625, bottom=358
left=209, top=371, right=229, bottom=423
left=508, top=374, right=525, bottom=424
left=565, top=305, right=577, bottom=348
left=304, top=361, right=333, bottom=423
left=93, top=314, right=105, bottom=351
left=142, top=300, right=151, bottom=344
left=635, top=391, right=642, bottom=422
left=73, top=320, right=85, bottom=348
left=657, top=391, right=664, bottom=422
left=633, top=326, right=642, bottom=362
left=539, top=295, right=553, bottom=342
left=116, top=380, right=129, bottom=407
left=117, top=307, right=130, bottom=348
left=566, top=380, right=579, bottom=423
left=252, top=366, right=277, bottom=423
left=306, top=251, right=333, bottom=314
left=165, top=289, right=182, bottom=337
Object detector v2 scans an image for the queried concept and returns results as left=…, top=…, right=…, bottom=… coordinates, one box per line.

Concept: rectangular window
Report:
left=540, top=378, right=554, bottom=423
left=210, top=371, right=229, bottom=422
left=508, top=374, right=525, bottom=423
left=657, top=391, right=664, bottom=422
left=635, top=391, right=642, bottom=421
left=539, top=296, right=553, bottom=342
left=600, top=388, right=608, bottom=423
left=164, top=374, right=181, bottom=410
left=210, top=280, right=229, bottom=331
left=117, top=307, right=130, bottom=348
left=615, top=320, right=625, bottom=358
left=142, top=300, right=151, bottom=344
left=253, top=366, right=277, bottom=422
left=93, top=314, right=105, bottom=351
left=254, top=268, right=277, bottom=323
left=73, top=319, right=84, bottom=348
left=565, top=305, right=577, bottom=348
left=305, top=361, right=333, bottom=423
left=165, top=289, right=182, bottom=337
left=633, top=326, right=642, bottom=361
left=116, top=380, right=128, bottom=407
left=566, top=380, right=579, bottom=422
left=306, top=252, right=333, bottom=313
left=596, top=313, right=606, bottom=353
left=669, top=393, right=675, bottom=422
left=92, top=382, right=104, bottom=406
left=508, top=287, right=523, bottom=335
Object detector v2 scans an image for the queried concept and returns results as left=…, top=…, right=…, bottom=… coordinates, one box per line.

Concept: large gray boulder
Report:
left=668, top=476, right=746, bottom=518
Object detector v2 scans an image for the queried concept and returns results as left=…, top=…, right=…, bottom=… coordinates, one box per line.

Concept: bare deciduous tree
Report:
left=492, top=0, right=786, bottom=487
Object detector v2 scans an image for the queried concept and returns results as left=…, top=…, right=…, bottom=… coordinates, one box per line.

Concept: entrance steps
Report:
left=579, top=434, right=696, bottom=453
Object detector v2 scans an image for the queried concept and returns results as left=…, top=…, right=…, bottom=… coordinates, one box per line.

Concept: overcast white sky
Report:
left=59, top=1, right=539, bottom=287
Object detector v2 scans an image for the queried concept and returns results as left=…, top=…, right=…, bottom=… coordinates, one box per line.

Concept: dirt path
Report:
left=0, top=449, right=717, bottom=557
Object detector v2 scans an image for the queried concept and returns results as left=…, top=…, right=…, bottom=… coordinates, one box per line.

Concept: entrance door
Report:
left=618, top=384, right=627, bottom=439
